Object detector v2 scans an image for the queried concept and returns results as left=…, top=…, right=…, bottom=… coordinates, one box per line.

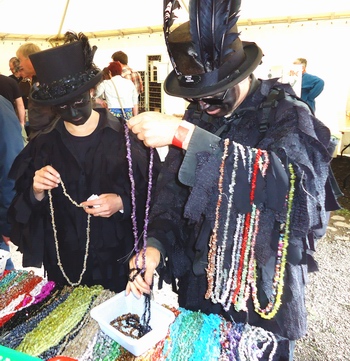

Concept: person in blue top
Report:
left=294, top=57, right=324, bottom=113
left=0, top=96, right=24, bottom=270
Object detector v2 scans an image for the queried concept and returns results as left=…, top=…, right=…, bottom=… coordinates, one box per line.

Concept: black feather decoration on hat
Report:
left=164, top=0, right=182, bottom=73
left=63, top=31, right=98, bottom=70
left=189, top=0, right=241, bottom=72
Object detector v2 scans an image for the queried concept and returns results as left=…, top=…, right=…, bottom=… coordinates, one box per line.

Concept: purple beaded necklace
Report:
left=122, top=115, right=154, bottom=336
left=123, top=120, right=154, bottom=271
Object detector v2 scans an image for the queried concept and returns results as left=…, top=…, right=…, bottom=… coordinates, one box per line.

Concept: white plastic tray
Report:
left=90, top=291, right=175, bottom=356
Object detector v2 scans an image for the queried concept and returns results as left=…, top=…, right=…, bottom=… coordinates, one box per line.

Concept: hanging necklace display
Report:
left=205, top=138, right=294, bottom=320
left=48, top=180, right=91, bottom=287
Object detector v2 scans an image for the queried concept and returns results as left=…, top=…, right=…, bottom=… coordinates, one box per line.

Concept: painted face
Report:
left=186, top=78, right=251, bottom=118
left=54, top=92, right=92, bottom=125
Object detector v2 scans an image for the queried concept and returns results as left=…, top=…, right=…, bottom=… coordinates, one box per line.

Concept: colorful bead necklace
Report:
left=250, top=163, right=295, bottom=319
left=205, top=138, right=293, bottom=318
left=16, top=285, right=103, bottom=356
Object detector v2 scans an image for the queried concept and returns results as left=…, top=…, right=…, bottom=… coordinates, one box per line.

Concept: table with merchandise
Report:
left=0, top=268, right=290, bottom=361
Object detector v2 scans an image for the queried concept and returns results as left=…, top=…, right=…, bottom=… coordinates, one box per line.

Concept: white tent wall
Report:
left=1, top=17, right=350, bottom=144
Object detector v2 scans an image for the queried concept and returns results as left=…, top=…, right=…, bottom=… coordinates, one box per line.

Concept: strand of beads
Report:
left=212, top=141, right=240, bottom=305
left=232, top=148, right=262, bottom=306
left=0, top=270, right=25, bottom=294
left=16, top=285, right=103, bottom=356
left=250, top=163, right=296, bottom=319
left=220, top=319, right=244, bottom=360
left=224, top=212, right=244, bottom=311
left=0, top=271, right=38, bottom=311
left=206, top=138, right=230, bottom=300
left=122, top=119, right=154, bottom=272
left=238, top=324, right=277, bottom=361
left=48, top=179, right=91, bottom=287
left=0, top=277, right=45, bottom=326
left=86, top=331, right=121, bottom=361
left=162, top=308, right=204, bottom=360
left=122, top=117, right=154, bottom=336
left=59, top=289, right=115, bottom=359
left=236, top=151, right=270, bottom=311
left=0, top=275, right=47, bottom=316
left=33, top=281, right=55, bottom=304
left=78, top=331, right=99, bottom=361
left=190, top=313, right=222, bottom=361
left=0, top=288, right=71, bottom=349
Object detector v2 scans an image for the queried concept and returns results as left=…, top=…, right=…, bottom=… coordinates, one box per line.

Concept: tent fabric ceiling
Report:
left=0, top=0, right=349, bottom=41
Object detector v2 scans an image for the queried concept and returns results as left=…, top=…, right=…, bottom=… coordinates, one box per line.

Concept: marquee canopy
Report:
left=0, top=0, right=349, bottom=42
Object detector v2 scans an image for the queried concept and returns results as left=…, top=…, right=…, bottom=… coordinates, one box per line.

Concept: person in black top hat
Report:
left=126, top=1, right=339, bottom=359
left=8, top=31, right=160, bottom=292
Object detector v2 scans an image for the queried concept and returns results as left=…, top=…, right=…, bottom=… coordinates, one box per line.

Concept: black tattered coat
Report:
left=8, top=109, right=160, bottom=292
left=147, top=77, right=337, bottom=342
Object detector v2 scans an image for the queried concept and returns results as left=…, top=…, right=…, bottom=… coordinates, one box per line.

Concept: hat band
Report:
left=31, top=69, right=99, bottom=102
left=177, top=54, right=245, bottom=88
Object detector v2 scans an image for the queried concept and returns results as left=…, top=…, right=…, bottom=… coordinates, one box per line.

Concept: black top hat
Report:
left=30, top=33, right=102, bottom=106
left=163, top=0, right=263, bottom=98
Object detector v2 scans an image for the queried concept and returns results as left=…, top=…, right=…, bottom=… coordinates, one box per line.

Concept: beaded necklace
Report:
left=48, top=180, right=90, bottom=287
left=115, top=112, right=155, bottom=337
left=16, top=285, right=103, bottom=356
left=250, top=163, right=295, bottom=319
left=205, top=138, right=230, bottom=300
left=205, top=138, right=292, bottom=318
left=122, top=119, right=154, bottom=273
left=232, top=148, right=262, bottom=307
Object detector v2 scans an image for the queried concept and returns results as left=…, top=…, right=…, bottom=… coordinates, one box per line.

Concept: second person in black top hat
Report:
left=126, top=1, right=338, bottom=360
left=8, top=31, right=160, bottom=292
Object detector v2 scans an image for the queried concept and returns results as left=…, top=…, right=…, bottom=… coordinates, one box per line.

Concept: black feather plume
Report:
left=163, top=0, right=182, bottom=73
left=63, top=31, right=97, bottom=70
left=164, top=0, right=181, bottom=32
left=189, top=0, right=241, bottom=72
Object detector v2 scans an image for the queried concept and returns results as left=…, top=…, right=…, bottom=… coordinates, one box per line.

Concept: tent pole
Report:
left=57, top=0, right=71, bottom=38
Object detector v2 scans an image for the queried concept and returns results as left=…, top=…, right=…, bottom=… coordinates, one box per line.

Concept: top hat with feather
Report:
left=29, top=32, right=102, bottom=106
left=163, top=0, right=263, bottom=98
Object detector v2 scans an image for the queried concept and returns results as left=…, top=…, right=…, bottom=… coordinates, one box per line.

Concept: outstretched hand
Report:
left=126, top=247, right=161, bottom=298
left=128, top=111, right=182, bottom=148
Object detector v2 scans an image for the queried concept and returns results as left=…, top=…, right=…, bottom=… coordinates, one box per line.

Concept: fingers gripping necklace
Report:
left=48, top=180, right=90, bottom=287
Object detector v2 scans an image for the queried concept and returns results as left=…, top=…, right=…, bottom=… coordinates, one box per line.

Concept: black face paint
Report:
left=199, top=86, right=242, bottom=118
left=54, top=91, right=92, bottom=125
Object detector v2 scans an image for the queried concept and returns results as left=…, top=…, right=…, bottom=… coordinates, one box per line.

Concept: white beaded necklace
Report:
left=48, top=179, right=91, bottom=287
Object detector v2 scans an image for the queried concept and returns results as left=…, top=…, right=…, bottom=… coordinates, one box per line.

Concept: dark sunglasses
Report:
left=185, top=88, right=229, bottom=105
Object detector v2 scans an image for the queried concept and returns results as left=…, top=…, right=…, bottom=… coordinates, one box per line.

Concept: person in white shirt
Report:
left=94, top=62, right=138, bottom=119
